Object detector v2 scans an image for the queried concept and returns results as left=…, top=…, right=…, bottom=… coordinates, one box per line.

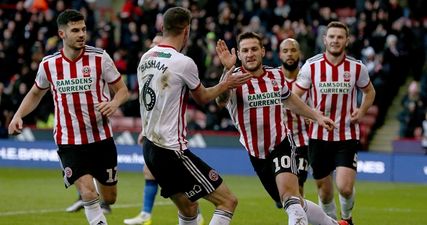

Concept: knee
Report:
left=179, top=202, right=199, bottom=217
left=338, top=186, right=354, bottom=198
left=222, top=193, right=238, bottom=212
left=80, top=189, right=99, bottom=201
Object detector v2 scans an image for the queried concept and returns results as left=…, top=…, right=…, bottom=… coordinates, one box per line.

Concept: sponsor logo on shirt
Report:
left=247, top=91, right=281, bottom=108
left=149, top=51, right=172, bottom=58
left=56, top=77, right=94, bottom=93
left=318, top=82, right=351, bottom=94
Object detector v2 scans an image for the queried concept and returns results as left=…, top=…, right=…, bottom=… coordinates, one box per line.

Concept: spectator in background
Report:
left=422, top=111, right=427, bottom=154
left=0, top=82, right=13, bottom=138
left=398, top=81, right=425, bottom=138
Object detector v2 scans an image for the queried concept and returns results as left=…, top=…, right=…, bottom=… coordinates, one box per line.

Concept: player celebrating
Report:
left=137, top=7, right=252, bottom=225
left=293, top=21, right=376, bottom=225
left=215, top=32, right=349, bottom=225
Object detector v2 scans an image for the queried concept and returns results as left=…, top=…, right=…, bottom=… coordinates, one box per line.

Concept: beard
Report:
left=282, top=59, right=299, bottom=71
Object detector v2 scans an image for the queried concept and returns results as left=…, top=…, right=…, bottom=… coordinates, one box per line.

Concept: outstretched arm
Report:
left=284, top=93, right=336, bottom=131
left=8, top=85, right=48, bottom=135
left=191, top=66, right=251, bottom=105
left=215, top=69, right=232, bottom=108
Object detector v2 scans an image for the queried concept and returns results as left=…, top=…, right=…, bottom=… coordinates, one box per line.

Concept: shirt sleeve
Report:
left=295, top=62, right=312, bottom=90
left=281, top=82, right=291, bottom=101
left=34, top=61, right=50, bottom=89
left=182, top=57, right=201, bottom=90
left=102, top=50, right=121, bottom=84
left=356, top=64, right=370, bottom=88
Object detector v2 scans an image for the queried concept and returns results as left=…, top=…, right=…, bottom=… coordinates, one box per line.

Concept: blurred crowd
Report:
left=0, top=0, right=426, bottom=143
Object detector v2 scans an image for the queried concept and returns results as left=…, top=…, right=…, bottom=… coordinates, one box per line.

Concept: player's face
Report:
left=238, top=38, right=265, bottom=72
left=279, top=40, right=300, bottom=71
left=59, top=20, right=86, bottom=50
left=323, top=27, right=348, bottom=57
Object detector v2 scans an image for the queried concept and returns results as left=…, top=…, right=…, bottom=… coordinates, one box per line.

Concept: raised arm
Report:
left=8, top=85, right=48, bottom=135
left=216, top=39, right=237, bottom=70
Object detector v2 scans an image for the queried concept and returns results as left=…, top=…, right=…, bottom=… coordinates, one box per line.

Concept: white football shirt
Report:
left=138, top=45, right=200, bottom=151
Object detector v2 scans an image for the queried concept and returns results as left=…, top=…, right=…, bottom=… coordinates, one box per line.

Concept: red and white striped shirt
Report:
left=138, top=45, right=201, bottom=151
left=226, top=66, right=291, bottom=159
left=35, top=46, right=121, bottom=145
left=295, top=53, right=370, bottom=141
left=282, top=74, right=310, bottom=147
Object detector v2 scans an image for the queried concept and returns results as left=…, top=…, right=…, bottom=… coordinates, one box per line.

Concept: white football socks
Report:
left=339, top=189, right=355, bottom=220
left=209, top=209, right=233, bottom=225
left=83, top=198, right=107, bottom=225
left=178, top=211, right=198, bottom=225
left=318, top=196, right=337, bottom=219
left=284, top=196, right=308, bottom=225
left=304, top=199, right=340, bottom=225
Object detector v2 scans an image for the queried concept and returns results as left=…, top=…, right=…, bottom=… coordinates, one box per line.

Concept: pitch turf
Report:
left=0, top=168, right=425, bottom=225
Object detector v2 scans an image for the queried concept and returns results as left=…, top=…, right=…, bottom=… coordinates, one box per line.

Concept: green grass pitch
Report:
left=0, top=168, right=425, bottom=225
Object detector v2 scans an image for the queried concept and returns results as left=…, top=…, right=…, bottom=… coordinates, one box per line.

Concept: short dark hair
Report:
left=162, top=7, right=191, bottom=36
left=326, top=21, right=349, bottom=37
left=56, top=9, right=84, bottom=28
left=237, top=32, right=263, bottom=49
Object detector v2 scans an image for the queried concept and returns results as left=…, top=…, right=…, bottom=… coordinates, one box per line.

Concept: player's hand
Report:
left=221, top=66, right=252, bottom=89
left=8, top=117, right=23, bottom=135
left=350, top=108, right=362, bottom=124
left=137, top=131, right=144, bottom=145
left=96, top=101, right=119, bottom=117
left=317, top=115, right=336, bottom=132
left=216, top=39, right=237, bottom=70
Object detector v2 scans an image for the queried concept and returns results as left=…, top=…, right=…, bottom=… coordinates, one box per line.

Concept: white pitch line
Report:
left=0, top=201, right=172, bottom=217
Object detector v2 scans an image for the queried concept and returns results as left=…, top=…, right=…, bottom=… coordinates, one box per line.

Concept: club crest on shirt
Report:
left=64, top=167, right=73, bottom=178
left=271, top=80, right=278, bottom=88
left=343, top=71, right=351, bottom=82
left=82, top=66, right=91, bottom=77
left=209, top=170, right=219, bottom=181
